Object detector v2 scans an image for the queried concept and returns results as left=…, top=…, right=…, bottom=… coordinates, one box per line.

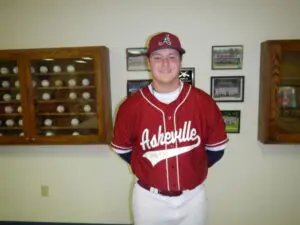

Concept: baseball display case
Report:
left=258, top=40, right=300, bottom=144
left=0, top=46, right=112, bottom=144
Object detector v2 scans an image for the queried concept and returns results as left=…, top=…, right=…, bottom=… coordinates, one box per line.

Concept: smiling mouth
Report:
left=159, top=70, right=172, bottom=74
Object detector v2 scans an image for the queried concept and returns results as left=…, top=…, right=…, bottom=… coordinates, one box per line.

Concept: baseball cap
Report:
left=146, top=32, right=186, bottom=56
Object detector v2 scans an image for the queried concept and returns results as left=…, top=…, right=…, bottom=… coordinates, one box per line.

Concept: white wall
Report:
left=0, top=0, right=300, bottom=224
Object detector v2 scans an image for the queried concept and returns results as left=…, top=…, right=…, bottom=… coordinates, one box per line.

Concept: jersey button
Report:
left=168, top=116, right=172, bottom=120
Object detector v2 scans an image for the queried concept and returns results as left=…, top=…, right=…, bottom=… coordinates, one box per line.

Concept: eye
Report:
left=151, top=55, right=163, bottom=60
left=168, top=55, right=180, bottom=60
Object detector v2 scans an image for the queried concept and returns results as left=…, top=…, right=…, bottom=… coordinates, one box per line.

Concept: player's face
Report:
left=148, top=49, right=181, bottom=89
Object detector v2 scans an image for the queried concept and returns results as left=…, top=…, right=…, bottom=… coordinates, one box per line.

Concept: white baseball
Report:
left=0, top=67, right=9, bottom=74
left=3, top=94, right=12, bottom=101
left=15, top=80, right=20, bottom=87
left=45, top=131, right=54, bottom=136
left=17, top=106, right=22, bottom=113
left=53, top=65, right=62, bottom=73
left=18, top=119, right=23, bottom=126
left=41, top=79, right=50, bottom=87
left=31, top=67, right=35, bottom=73
left=69, top=92, right=77, bottom=100
left=68, top=79, right=76, bottom=87
left=54, top=79, right=63, bottom=87
left=4, top=106, right=13, bottom=113
left=56, top=105, right=65, bottom=113
left=71, top=118, right=79, bottom=126
left=42, top=93, right=51, bottom=100
left=83, top=104, right=91, bottom=112
left=16, top=93, right=21, bottom=100
left=66, top=65, right=75, bottom=73
left=13, top=67, right=18, bottom=74
left=39, top=66, right=48, bottom=73
left=44, top=118, right=53, bottom=126
left=5, top=119, right=14, bottom=127
left=72, top=131, right=80, bottom=136
left=2, top=81, right=10, bottom=88
left=82, top=92, right=91, bottom=99
left=82, top=78, right=90, bottom=86
left=19, top=132, right=24, bottom=136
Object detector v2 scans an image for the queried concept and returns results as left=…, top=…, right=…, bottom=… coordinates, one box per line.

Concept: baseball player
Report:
left=111, top=32, right=228, bottom=225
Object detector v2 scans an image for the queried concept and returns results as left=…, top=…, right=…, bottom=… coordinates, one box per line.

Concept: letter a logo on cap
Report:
left=159, top=34, right=172, bottom=46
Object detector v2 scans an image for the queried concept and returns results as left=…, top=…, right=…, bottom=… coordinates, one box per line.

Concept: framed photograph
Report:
left=221, top=110, right=241, bottom=133
left=277, top=86, right=297, bottom=108
left=212, top=45, right=243, bottom=70
left=127, top=79, right=152, bottom=97
left=179, top=67, right=195, bottom=86
left=126, top=47, right=149, bottom=71
left=210, top=76, right=245, bottom=102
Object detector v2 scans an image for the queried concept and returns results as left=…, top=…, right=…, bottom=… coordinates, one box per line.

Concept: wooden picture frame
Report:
left=210, top=76, right=245, bottom=102
left=212, top=45, right=243, bottom=70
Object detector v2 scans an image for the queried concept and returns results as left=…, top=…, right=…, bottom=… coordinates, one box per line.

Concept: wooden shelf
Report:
left=39, top=126, right=97, bottom=130
left=32, top=71, right=94, bottom=76
left=36, top=99, right=95, bottom=104
left=36, top=112, right=96, bottom=116
left=0, top=127, right=23, bottom=130
left=35, top=86, right=95, bottom=90
left=0, top=88, right=20, bottom=91
left=0, top=74, right=18, bottom=77
left=0, top=113, right=21, bottom=116
left=0, top=100, right=20, bottom=104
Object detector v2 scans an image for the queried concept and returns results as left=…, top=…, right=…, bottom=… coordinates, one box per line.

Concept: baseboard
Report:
left=0, top=222, right=131, bottom=225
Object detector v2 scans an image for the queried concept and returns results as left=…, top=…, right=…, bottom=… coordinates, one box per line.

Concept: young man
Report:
left=111, top=32, right=228, bottom=225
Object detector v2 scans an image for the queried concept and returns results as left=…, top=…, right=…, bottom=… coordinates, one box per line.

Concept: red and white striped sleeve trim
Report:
left=111, top=142, right=133, bottom=154
left=205, top=138, right=229, bottom=151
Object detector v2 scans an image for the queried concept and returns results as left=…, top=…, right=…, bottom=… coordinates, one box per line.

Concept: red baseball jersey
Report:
left=111, top=83, right=228, bottom=191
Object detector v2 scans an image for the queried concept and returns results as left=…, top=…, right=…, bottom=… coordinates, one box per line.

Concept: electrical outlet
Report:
left=41, top=185, right=49, bottom=197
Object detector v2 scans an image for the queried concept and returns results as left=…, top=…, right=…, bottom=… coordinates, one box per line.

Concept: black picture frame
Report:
left=179, top=67, right=195, bottom=86
left=211, top=45, right=243, bottom=70
left=210, top=76, right=245, bottom=102
left=221, top=110, right=241, bottom=133
left=127, top=79, right=152, bottom=97
left=126, top=47, right=149, bottom=71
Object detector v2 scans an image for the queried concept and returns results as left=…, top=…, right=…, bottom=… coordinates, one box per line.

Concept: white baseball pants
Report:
left=132, top=182, right=207, bottom=225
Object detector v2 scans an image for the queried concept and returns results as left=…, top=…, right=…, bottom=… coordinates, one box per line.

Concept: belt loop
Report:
left=150, top=187, right=158, bottom=194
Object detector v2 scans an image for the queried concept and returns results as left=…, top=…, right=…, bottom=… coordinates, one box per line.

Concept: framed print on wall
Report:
left=179, top=67, right=195, bottom=86
left=127, top=79, right=152, bottom=97
left=126, top=47, right=149, bottom=71
left=221, top=110, right=241, bottom=133
left=211, top=45, right=243, bottom=70
left=210, top=76, right=245, bottom=102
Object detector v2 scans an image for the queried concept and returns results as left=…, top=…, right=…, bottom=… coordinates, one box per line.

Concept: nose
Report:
left=161, top=58, right=170, bottom=66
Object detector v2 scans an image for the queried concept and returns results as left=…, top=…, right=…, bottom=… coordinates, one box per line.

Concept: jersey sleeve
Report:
left=205, top=99, right=228, bottom=151
left=111, top=101, right=134, bottom=154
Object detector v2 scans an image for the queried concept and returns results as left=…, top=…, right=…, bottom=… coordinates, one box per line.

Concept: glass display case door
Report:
left=27, top=56, right=99, bottom=139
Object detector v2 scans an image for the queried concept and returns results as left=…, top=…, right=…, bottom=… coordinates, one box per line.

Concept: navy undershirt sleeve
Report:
left=206, top=150, right=224, bottom=167
left=118, top=152, right=132, bottom=164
